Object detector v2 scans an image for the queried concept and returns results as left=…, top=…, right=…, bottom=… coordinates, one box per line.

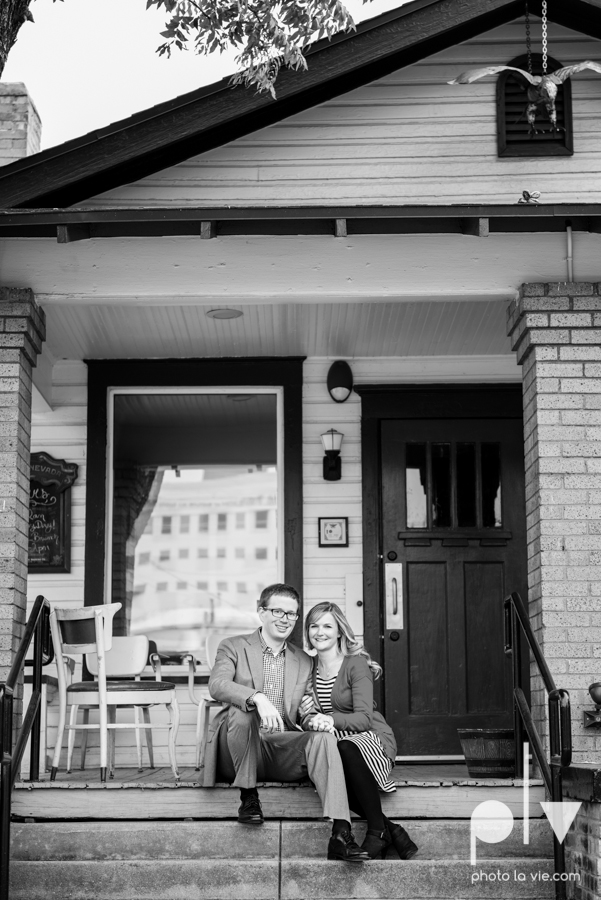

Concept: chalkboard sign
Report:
left=28, top=453, right=79, bottom=573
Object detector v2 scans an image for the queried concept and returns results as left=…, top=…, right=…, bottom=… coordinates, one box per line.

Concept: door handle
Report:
left=385, top=563, right=403, bottom=630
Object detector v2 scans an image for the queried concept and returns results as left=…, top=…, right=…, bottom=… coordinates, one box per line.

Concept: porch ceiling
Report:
left=43, top=299, right=511, bottom=360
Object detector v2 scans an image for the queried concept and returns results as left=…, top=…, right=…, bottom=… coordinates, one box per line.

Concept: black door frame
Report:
left=354, top=383, right=526, bottom=715
left=84, top=357, right=305, bottom=638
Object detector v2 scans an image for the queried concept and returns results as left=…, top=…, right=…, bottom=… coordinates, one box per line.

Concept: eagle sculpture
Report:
left=449, top=60, right=601, bottom=133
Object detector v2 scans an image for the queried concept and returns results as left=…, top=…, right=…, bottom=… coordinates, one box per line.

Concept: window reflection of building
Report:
left=130, top=467, right=278, bottom=659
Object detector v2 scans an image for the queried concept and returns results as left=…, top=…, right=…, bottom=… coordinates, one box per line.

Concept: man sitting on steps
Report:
left=202, top=582, right=369, bottom=862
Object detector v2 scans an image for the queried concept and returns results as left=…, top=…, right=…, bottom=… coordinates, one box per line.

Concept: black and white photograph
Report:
left=1, top=1, right=601, bottom=898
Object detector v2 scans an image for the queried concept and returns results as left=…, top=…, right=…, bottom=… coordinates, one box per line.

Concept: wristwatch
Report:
left=247, top=691, right=260, bottom=710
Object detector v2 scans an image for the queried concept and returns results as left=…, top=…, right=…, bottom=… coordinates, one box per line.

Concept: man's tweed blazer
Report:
left=201, top=628, right=313, bottom=786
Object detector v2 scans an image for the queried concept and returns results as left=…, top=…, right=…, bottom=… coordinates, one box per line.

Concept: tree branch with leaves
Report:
left=0, top=0, right=366, bottom=94
left=147, top=0, right=363, bottom=96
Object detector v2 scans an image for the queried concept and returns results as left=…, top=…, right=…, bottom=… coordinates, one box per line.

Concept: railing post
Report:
left=28, top=605, right=45, bottom=782
left=512, top=607, right=525, bottom=778
left=0, top=686, right=14, bottom=900
left=551, top=761, right=566, bottom=900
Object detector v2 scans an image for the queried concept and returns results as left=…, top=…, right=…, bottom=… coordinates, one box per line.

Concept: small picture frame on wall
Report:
left=318, top=517, right=349, bottom=548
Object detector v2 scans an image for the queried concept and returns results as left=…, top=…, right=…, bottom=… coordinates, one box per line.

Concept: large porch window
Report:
left=106, top=389, right=282, bottom=660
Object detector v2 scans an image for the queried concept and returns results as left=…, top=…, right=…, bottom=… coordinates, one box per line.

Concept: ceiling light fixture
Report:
left=206, top=308, right=243, bottom=319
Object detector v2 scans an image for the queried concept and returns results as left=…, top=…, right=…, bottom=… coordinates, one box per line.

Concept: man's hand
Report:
left=308, top=713, right=335, bottom=733
left=253, top=692, right=285, bottom=733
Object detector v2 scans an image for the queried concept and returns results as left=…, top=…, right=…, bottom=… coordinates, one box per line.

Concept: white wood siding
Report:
left=25, top=355, right=518, bottom=768
left=27, top=355, right=518, bottom=625
left=87, top=20, right=601, bottom=208
left=302, top=355, right=521, bottom=635
left=27, top=360, right=87, bottom=612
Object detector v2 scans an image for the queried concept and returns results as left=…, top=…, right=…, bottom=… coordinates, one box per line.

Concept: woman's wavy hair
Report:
left=304, top=601, right=382, bottom=679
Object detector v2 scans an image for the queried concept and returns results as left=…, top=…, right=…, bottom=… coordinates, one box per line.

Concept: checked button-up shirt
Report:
left=248, top=630, right=288, bottom=730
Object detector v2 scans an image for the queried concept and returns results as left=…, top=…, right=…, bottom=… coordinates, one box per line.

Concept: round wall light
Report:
left=327, top=360, right=353, bottom=403
left=206, top=308, right=243, bottom=319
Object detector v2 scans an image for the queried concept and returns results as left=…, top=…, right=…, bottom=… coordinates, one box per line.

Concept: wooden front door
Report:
left=379, top=414, right=527, bottom=757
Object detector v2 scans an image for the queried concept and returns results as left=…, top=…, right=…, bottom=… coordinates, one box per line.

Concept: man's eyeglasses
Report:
left=263, top=607, right=299, bottom=622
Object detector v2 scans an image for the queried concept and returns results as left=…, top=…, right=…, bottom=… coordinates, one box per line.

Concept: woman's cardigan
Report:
left=303, top=655, right=397, bottom=763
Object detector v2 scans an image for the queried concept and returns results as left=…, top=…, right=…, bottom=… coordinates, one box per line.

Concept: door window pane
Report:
left=482, top=443, right=502, bottom=527
left=406, top=443, right=427, bottom=528
left=431, top=444, right=451, bottom=528
left=456, top=443, right=477, bottom=528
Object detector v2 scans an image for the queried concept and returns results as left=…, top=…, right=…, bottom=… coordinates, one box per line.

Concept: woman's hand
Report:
left=308, top=713, right=335, bottom=733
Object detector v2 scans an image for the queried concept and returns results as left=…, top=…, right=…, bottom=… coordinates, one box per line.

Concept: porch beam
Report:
left=1, top=205, right=601, bottom=240
left=5, top=203, right=601, bottom=225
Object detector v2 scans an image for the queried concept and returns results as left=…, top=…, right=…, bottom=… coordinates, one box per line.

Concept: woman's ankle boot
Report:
left=360, top=828, right=390, bottom=860
left=383, top=817, right=418, bottom=860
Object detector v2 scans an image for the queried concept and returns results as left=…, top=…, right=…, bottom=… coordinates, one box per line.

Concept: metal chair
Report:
left=183, top=631, right=225, bottom=771
left=49, top=603, right=180, bottom=782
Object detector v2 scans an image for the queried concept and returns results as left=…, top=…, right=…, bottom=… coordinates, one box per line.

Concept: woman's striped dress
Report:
left=315, top=672, right=396, bottom=793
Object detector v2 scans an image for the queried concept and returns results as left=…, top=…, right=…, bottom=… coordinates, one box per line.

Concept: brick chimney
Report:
left=0, top=83, right=41, bottom=166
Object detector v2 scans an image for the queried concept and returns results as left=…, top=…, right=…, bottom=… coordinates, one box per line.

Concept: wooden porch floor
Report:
left=38, top=763, right=476, bottom=785
left=14, top=763, right=544, bottom=820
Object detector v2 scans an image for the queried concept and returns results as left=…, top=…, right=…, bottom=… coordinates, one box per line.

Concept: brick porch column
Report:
left=508, top=282, right=601, bottom=765
left=0, top=288, right=45, bottom=725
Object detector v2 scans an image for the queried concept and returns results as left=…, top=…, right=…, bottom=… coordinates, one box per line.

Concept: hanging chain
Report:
left=541, top=0, right=548, bottom=74
left=524, top=1, right=533, bottom=75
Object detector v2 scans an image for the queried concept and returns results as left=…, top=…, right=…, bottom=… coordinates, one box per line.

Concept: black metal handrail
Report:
left=0, top=595, right=52, bottom=900
left=504, top=591, right=572, bottom=900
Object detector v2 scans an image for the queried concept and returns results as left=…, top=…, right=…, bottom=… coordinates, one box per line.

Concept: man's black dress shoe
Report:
left=327, top=830, right=370, bottom=862
left=384, top=818, right=418, bottom=859
left=238, top=795, right=264, bottom=825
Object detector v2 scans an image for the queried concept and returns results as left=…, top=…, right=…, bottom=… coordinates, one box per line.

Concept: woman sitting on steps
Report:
left=301, top=601, right=418, bottom=861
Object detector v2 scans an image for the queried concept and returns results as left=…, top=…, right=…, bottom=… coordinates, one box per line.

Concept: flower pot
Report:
left=457, top=728, right=515, bottom=778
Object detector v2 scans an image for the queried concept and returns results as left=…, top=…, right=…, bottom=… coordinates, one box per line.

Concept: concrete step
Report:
left=9, top=821, right=559, bottom=899
left=8, top=858, right=557, bottom=900
left=11, top=820, right=554, bottom=862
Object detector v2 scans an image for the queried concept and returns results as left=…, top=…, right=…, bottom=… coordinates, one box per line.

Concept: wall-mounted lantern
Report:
left=321, top=429, right=344, bottom=481
left=327, top=361, right=353, bottom=403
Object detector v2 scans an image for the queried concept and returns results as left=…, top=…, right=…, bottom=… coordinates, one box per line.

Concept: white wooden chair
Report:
left=74, top=635, right=163, bottom=773
left=183, top=632, right=226, bottom=771
left=49, top=603, right=180, bottom=782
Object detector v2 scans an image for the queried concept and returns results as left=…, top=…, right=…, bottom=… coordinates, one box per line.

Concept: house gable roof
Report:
left=2, top=0, right=601, bottom=209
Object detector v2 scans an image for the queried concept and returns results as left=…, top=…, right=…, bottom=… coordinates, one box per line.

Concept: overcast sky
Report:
left=3, top=0, right=407, bottom=150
